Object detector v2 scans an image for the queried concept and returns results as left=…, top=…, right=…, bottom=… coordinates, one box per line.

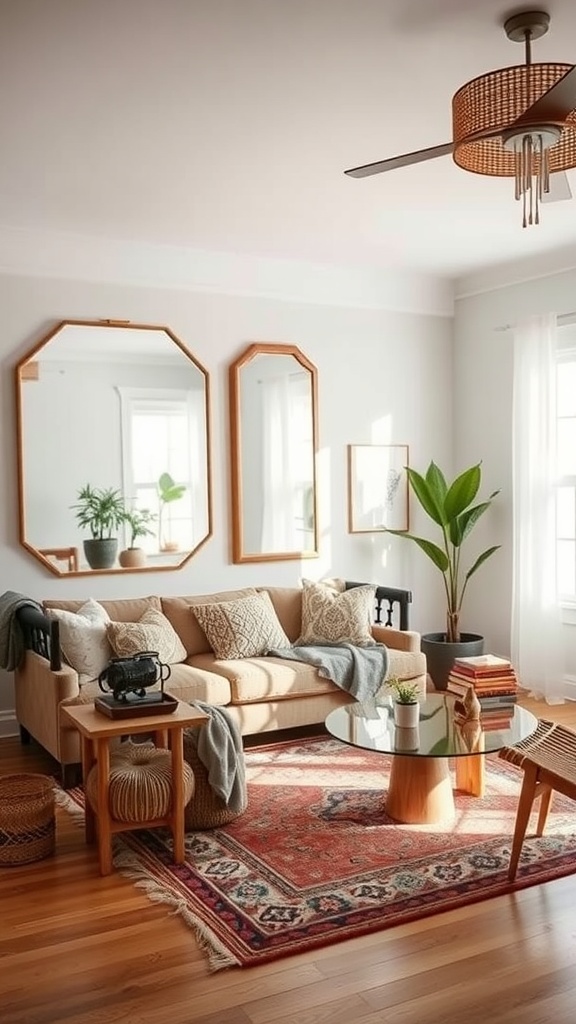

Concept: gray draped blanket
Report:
left=266, top=642, right=389, bottom=702
left=188, top=701, right=246, bottom=813
left=0, top=591, right=43, bottom=672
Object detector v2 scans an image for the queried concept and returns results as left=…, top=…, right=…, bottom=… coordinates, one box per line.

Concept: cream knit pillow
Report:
left=296, top=580, right=375, bottom=646
left=106, top=607, right=187, bottom=665
left=192, top=591, right=291, bottom=660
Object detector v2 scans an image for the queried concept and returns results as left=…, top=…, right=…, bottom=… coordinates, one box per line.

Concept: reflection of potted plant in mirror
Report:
left=71, top=484, right=128, bottom=570
left=387, top=677, right=420, bottom=728
left=157, top=472, right=187, bottom=552
left=119, top=508, right=156, bottom=569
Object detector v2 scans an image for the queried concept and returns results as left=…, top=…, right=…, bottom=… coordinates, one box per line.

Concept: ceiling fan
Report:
left=345, top=10, right=576, bottom=227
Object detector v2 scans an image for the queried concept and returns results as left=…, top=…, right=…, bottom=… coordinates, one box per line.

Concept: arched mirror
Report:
left=229, top=342, right=319, bottom=563
left=16, top=319, right=212, bottom=576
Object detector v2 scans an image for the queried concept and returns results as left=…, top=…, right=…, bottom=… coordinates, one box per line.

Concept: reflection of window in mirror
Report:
left=118, top=388, right=204, bottom=553
left=258, top=370, right=314, bottom=550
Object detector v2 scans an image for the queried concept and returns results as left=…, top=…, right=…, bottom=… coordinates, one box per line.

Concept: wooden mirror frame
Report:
left=15, top=318, right=213, bottom=577
left=229, top=341, right=319, bottom=564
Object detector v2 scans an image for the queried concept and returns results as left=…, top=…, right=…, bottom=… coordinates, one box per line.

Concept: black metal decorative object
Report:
left=98, top=651, right=171, bottom=703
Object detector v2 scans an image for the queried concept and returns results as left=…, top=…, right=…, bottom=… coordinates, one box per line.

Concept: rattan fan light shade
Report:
left=452, top=62, right=576, bottom=176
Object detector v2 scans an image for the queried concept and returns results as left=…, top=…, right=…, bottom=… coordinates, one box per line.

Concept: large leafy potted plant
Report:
left=71, top=484, right=128, bottom=570
left=387, top=461, right=500, bottom=690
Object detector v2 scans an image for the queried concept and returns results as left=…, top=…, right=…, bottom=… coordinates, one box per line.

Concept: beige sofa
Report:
left=15, top=581, right=426, bottom=785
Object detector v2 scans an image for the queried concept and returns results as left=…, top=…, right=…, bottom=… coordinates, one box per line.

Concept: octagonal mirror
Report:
left=16, top=319, right=212, bottom=576
left=229, top=342, right=319, bottom=563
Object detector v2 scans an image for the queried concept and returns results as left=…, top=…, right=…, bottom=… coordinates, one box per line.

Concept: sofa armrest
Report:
left=14, top=652, right=79, bottom=762
left=345, top=581, right=412, bottom=631
left=371, top=624, right=421, bottom=653
left=15, top=604, right=61, bottom=670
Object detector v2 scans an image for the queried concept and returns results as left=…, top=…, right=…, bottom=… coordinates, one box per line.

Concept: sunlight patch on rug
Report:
left=58, top=736, right=576, bottom=971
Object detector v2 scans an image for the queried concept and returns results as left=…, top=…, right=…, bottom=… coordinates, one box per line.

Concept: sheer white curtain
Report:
left=511, top=313, right=566, bottom=702
left=260, top=376, right=298, bottom=550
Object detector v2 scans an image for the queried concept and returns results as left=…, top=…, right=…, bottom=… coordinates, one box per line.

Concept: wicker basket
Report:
left=0, top=773, right=55, bottom=866
left=183, top=727, right=247, bottom=830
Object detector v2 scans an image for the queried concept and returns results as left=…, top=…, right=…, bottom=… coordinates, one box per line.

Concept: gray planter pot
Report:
left=421, top=632, right=485, bottom=691
left=83, top=538, right=118, bottom=570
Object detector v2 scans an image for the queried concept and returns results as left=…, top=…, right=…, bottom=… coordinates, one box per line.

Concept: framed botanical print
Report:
left=347, top=444, right=409, bottom=533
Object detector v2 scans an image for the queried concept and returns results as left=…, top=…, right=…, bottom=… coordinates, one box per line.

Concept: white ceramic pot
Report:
left=394, top=700, right=420, bottom=729
left=394, top=725, right=420, bottom=751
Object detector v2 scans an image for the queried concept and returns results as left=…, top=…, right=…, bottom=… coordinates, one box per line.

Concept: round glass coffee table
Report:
left=325, top=693, right=538, bottom=824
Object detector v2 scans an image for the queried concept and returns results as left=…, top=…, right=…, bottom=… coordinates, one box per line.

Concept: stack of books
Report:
left=447, top=654, right=518, bottom=709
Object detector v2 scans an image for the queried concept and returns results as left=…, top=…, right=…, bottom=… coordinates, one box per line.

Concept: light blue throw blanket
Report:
left=267, top=641, right=389, bottom=702
left=188, top=701, right=246, bottom=813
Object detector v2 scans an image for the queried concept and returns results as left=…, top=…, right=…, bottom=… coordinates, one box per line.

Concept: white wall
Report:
left=0, top=261, right=454, bottom=727
left=454, top=264, right=576, bottom=672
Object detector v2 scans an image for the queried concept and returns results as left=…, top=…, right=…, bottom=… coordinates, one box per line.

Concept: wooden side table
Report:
left=61, top=702, right=208, bottom=875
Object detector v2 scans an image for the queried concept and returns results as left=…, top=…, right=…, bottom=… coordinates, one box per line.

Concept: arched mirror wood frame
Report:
left=15, top=318, right=213, bottom=577
left=229, top=341, right=319, bottom=564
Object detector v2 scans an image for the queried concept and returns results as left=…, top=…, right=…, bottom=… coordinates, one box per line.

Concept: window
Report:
left=556, top=325, right=576, bottom=602
left=118, top=388, right=201, bottom=553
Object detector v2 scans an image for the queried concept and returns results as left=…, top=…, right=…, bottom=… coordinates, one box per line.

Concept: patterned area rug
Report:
left=59, top=735, right=576, bottom=971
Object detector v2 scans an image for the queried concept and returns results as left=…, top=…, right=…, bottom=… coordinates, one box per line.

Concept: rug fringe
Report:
left=54, top=787, right=85, bottom=828
left=112, top=846, right=240, bottom=972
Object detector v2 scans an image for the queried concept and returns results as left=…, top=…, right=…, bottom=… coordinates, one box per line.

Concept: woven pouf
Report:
left=183, top=726, right=248, bottom=830
left=86, top=742, right=195, bottom=823
left=0, top=773, right=55, bottom=866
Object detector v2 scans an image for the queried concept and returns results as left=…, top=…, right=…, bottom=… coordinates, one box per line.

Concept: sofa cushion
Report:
left=44, top=595, right=161, bottom=622
left=106, top=608, right=187, bottom=664
left=191, top=592, right=291, bottom=660
left=189, top=652, right=338, bottom=703
left=161, top=588, right=258, bottom=656
left=45, top=598, right=112, bottom=681
left=296, top=580, right=375, bottom=646
left=257, top=587, right=303, bottom=642
left=163, top=662, right=232, bottom=705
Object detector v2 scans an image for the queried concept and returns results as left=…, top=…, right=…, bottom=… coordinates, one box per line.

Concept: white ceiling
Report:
left=3, top=0, right=576, bottom=285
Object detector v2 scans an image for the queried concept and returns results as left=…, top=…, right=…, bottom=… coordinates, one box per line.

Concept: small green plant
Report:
left=123, top=507, right=156, bottom=548
left=386, top=461, right=500, bottom=643
left=387, top=678, right=420, bottom=704
left=71, top=485, right=128, bottom=540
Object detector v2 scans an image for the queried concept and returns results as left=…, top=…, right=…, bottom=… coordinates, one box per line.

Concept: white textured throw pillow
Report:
left=296, top=580, right=376, bottom=646
left=192, top=591, right=291, bottom=660
left=106, top=607, right=187, bottom=665
left=46, top=598, right=112, bottom=681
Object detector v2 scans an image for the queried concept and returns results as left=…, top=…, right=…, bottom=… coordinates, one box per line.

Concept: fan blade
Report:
left=542, top=170, right=572, bottom=203
left=513, top=65, right=576, bottom=126
left=344, top=141, right=453, bottom=178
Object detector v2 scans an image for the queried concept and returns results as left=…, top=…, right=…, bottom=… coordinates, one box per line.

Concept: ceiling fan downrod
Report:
left=503, top=10, right=556, bottom=226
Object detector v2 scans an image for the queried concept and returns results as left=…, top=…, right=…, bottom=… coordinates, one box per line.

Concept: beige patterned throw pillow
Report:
left=106, top=607, right=187, bottom=665
left=191, top=591, right=291, bottom=660
left=46, top=598, right=112, bottom=681
left=296, top=580, right=375, bottom=646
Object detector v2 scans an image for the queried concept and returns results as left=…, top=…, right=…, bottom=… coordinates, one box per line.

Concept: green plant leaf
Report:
left=464, top=545, right=501, bottom=581
left=444, top=463, right=481, bottom=520
left=405, top=467, right=445, bottom=525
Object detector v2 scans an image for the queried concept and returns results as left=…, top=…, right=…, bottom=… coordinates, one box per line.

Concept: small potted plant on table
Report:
left=387, top=678, right=421, bottom=728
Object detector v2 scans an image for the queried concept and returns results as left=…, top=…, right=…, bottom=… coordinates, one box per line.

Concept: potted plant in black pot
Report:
left=118, top=507, right=156, bottom=568
left=71, top=484, right=128, bottom=570
left=387, top=461, right=500, bottom=690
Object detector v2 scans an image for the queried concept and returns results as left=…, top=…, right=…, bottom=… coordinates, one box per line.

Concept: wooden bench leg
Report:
left=536, top=785, right=554, bottom=836
left=508, top=762, right=539, bottom=882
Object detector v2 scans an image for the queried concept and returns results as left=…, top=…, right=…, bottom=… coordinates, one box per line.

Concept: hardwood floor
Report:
left=1, top=696, right=576, bottom=1024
